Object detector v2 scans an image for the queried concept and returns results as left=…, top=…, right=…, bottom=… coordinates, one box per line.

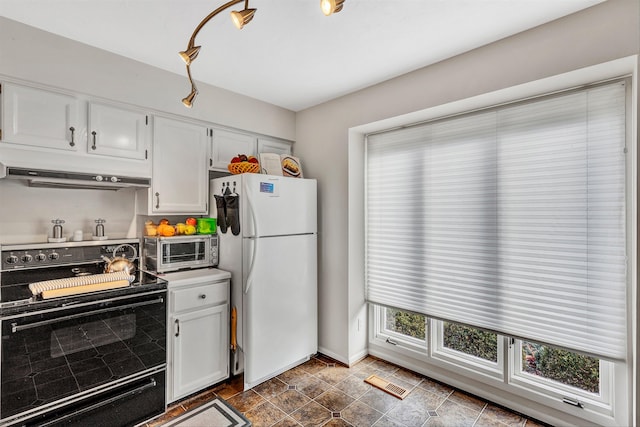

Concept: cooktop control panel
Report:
left=1, top=239, right=138, bottom=271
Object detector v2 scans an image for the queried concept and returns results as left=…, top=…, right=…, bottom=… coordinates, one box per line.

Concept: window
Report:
left=384, top=307, right=426, bottom=340
left=366, top=80, right=628, bottom=361
left=442, top=322, right=497, bottom=363
left=375, top=307, right=427, bottom=354
left=365, top=77, right=631, bottom=425
left=519, top=340, right=600, bottom=394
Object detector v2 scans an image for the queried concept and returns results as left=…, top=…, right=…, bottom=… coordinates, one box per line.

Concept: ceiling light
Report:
left=178, top=46, right=201, bottom=65
left=182, top=64, right=198, bottom=108
left=321, top=0, right=344, bottom=16
left=180, top=0, right=345, bottom=107
left=182, top=87, right=198, bottom=108
left=230, top=8, right=256, bottom=30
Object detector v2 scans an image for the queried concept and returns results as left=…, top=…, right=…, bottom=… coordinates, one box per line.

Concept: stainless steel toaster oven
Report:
left=143, top=234, right=218, bottom=273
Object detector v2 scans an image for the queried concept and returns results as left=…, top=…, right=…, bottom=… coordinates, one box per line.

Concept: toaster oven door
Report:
left=157, top=238, right=212, bottom=271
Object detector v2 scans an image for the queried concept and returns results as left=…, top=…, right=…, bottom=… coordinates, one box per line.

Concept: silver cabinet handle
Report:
left=175, top=319, right=180, bottom=337
left=155, top=192, right=160, bottom=209
left=199, top=294, right=207, bottom=299
left=91, top=131, right=97, bottom=150
left=69, top=127, right=75, bottom=147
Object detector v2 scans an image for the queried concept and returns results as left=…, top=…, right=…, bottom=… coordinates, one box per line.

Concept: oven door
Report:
left=0, top=290, right=166, bottom=423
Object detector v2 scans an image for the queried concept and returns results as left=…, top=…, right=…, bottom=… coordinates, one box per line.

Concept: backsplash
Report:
left=0, top=179, right=138, bottom=244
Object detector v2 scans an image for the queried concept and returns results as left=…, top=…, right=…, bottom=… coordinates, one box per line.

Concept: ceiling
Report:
left=0, top=0, right=604, bottom=111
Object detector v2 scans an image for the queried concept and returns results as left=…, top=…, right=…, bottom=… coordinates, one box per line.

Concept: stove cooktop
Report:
left=0, top=239, right=167, bottom=315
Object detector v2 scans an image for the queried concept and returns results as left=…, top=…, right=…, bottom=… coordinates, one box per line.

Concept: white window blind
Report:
left=366, top=81, right=628, bottom=361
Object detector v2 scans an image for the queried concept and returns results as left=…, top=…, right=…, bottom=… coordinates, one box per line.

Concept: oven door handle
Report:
left=10, top=297, right=164, bottom=334
left=36, top=377, right=159, bottom=427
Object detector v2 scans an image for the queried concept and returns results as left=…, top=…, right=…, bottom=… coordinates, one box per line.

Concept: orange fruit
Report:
left=156, top=223, right=175, bottom=236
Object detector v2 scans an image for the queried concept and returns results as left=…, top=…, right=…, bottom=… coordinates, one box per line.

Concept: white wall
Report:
left=0, top=17, right=296, bottom=243
left=294, top=0, right=640, bottom=367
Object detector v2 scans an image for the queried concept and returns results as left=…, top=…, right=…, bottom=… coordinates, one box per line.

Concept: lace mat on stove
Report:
left=28, top=271, right=134, bottom=295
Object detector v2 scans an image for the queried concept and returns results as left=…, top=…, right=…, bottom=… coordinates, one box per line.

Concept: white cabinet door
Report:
left=87, top=102, right=148, bottom=160
left=210, top=128, right=256, bottom=170
left=151, top=117, right=208, bottom=214
left=257, top=137, right=292, bottom=156
left=171, top=304, right=229, bottom=401
left=1, top=83, right=79, bottom=151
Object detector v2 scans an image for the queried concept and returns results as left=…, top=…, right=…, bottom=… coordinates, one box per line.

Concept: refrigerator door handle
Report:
left=244, top=177, right=259, bottom=238
left=244, top=177, right=260, bottom=294
left=245, top=236, right=258, bottom=294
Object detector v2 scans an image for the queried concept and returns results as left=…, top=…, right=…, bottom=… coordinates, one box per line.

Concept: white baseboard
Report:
left=317, top=346, right=349, bottom=365
left=348, top=349, right=368, bottom=367
left=317, top=347, right=369, bottom=367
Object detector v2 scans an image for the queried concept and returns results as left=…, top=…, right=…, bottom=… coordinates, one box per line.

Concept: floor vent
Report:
left=364, top=374, right=410, bottom=399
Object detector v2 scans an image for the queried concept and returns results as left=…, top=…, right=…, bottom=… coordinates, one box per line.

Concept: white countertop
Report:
left=154, top=267, right=231, bottom=287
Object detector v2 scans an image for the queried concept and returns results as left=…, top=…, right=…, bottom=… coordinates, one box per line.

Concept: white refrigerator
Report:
left=210, top=173, right=317, bottom=390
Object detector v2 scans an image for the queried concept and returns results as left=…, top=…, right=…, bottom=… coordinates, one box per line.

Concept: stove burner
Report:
left=71, top=267, right=95, bottom=276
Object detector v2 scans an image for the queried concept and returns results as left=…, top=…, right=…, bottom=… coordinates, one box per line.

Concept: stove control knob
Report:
left=110, top=176, right=119, bottom=183
left=95, top=175, right=104, bottom=182
left=21, top=254, right=33, bottom=263
left=35, top=253, right=47, bottom=262
left=6, top=255, right=18, bottom=264
left=49, top=252, right=60, bottom=261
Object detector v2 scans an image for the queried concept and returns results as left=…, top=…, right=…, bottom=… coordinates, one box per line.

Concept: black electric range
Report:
left=0, top=238, right=168, bottom=426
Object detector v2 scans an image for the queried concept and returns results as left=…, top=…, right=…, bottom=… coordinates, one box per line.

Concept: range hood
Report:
left=0, top=164, right=151, bottom=190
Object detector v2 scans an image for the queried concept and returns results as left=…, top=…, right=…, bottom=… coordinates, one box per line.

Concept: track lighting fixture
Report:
left=178, top=46, right=201, bottom=66
left=230, top=7, right=256, bottom=30
left=321, top=0, right=345, bottom=16
left=180, top=0, right=346, bottom=107
left=182, top=87, right=198, bottom=108
left=181, top=63, right=198, bottom=108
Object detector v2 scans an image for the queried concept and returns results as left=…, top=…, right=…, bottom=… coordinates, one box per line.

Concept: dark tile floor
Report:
left=146, top=354, right=546, bottom=427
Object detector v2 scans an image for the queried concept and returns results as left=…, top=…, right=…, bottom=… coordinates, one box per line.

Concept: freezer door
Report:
left=243, top=174, right=317, bottom=237
left=243, top=233, right=317, bottom=390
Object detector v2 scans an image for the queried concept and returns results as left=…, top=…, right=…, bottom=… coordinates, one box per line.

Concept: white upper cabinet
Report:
left=210, top=128, right=256, bottom=170
left=87, top=102, right=148, bottom=160
left=149, top=116, right=209, bottom=214
left=1, top=83, right=80, bottom=151
left=0, top=81, right=152, bottom=177
left=257, top=137, right=292, bottom=156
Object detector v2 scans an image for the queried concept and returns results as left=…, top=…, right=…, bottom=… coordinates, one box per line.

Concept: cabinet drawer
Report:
left=172, top=282, right=227, bottom=312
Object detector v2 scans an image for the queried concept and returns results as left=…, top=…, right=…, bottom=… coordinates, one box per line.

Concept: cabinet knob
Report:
left=199, top=294, right=207, bottom=299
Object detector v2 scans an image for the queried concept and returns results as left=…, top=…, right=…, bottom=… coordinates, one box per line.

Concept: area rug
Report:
left=162, top=398, right=251, bottom=427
